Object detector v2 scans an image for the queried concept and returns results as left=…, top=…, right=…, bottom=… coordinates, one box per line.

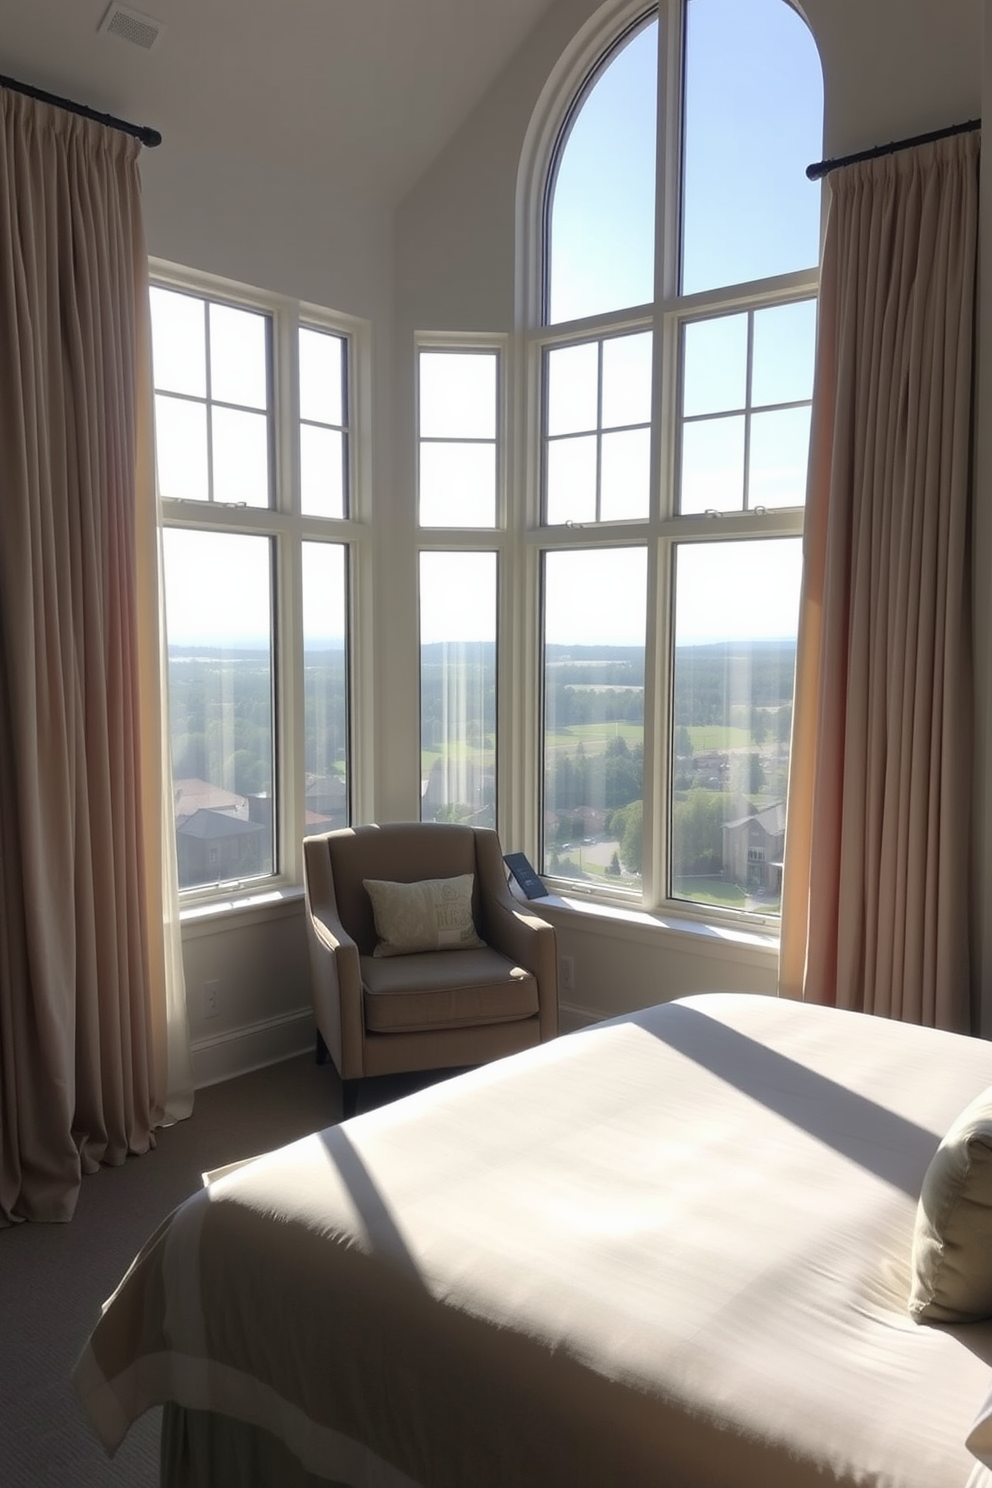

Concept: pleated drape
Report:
left=779, top=132, right=978, bottom=1030
left=0, top=91, right=192, bottom=1225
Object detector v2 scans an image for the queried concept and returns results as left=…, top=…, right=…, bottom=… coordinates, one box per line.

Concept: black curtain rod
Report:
left=806, top=116, right=979, bottom=181
left=0, top=71, right=161, bottom=147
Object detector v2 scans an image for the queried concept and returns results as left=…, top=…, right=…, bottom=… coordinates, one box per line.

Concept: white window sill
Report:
left=178, top=879, right=779, bottom=970
left=516, top=887, right=780, bottom=968
left=179, top=883, right=305, bottom=939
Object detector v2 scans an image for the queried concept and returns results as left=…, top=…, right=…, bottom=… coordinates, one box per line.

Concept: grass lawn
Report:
left=545, top=722, right=644, bottom=754
left=672, top=876, right=747, bottom=909
left=420, top=745, right=495, bottom=773
left=687, top=725, right=753, bottom=750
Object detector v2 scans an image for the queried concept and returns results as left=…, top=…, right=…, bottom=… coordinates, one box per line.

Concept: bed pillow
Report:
left=908, top=1085, right=992, bottom=1324
left=364, top=874, right=485, bottom=958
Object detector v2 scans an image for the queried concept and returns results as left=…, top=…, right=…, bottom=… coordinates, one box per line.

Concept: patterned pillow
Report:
left=363, top=874, right=485, bottom=958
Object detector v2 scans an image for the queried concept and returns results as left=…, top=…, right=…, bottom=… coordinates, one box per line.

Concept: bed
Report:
left=73, top=992, right=992, bottom=1487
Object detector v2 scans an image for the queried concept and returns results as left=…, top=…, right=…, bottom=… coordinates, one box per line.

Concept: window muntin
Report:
left=150, top=287, right=272, bottom=508
left=542, top=548, right=646, bottom=887
left=302, top=543, right=350, bottom=837
left=163, top=529, right=275, bottom=891
left=678, top=299, right=815, bottom=514
left=420, top=551, right=497, bottom=826
left=418, top=350, right=498, bottom=528
left=534, top=0, right=820, bottom=918
left=546, top=17, right=658, bottom=326
left=544, top=331, right=653, bottom=524
left=153, top=273, right=358, bottom=900
left=670, top=537, right=801, bottom=912
left=300, top=328, right=349, bottom=518
left=681, top=0, right=824, bottom=294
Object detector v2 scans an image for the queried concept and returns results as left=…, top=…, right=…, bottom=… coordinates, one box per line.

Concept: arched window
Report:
left=535, top=0, right=823, bottom=917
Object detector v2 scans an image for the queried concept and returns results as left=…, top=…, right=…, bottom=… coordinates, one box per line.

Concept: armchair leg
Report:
left=342, top=1078, right=361, bottom=1121
left=315, top=1028, right=329, bottom=1066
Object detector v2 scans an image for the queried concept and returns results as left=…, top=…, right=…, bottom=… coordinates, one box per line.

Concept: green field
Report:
left=544, top=722, right=644, bottom=754
left=672, top=876, right=782, bottom=913
left=671, top=876, right=747, bottom=910
left=686, top=725, right=753, bottom=750
left=421, top=744, right=495, bottom=773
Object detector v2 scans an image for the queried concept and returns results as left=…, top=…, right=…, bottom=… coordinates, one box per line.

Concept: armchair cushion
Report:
left=361, top=947, right=538, bottom=1033
left=364, top=874, right=484, bottom=957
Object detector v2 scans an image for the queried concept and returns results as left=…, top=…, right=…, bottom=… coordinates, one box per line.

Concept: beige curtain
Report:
left=0, top=90, right=193, bottom=1225
left=779, top=131, right=978, bottom=1030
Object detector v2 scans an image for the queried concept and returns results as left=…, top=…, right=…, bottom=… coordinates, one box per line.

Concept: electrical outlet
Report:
left=204, top=979, right=220, bottom=1018
left=559, top=955, right=574, bottom=993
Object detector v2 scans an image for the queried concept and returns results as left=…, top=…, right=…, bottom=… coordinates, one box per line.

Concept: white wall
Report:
left=141, top=138, right=393, bottom=321
left=154, top=0, right=989, bottom=1080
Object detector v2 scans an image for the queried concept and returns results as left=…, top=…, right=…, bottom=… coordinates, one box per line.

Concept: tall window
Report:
left=537, top=0, right=822, bottom=917
left=417, top=345, right=501, bottom=825
left=151, top=272, right=359, bottom=895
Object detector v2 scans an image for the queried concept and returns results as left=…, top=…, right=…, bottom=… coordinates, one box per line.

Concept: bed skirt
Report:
left=160, top=1405, right=425, bottom=1488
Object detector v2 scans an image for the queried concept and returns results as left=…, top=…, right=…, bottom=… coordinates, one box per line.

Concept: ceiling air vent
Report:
left=98, top=4, right=164, bottom=51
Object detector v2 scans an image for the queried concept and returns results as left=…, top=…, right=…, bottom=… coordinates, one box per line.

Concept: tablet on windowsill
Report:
left=504, top=852, right=549, bottom=900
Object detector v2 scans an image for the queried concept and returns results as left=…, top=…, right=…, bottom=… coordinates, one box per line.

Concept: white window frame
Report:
left=414, top=331, right=513, bottom=829
left=151, top=259, right=374, bottom=911
left=511, top=0, right=820, bottom=931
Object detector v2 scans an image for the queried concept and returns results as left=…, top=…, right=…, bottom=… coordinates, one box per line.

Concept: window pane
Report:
left=163, top=529, right=274, bottom=891
left=209, top=302, right=269, bottom=410
left=419, top=443, right=496, bottom=528
left=419, top=351, right=497, bottom=439
left=602, top=332, right=652, bottom=428
left=751, top=299, right=817, bottom=407
left=152, top=290, right=274, bottom=509
left=302, top=543, right=349, bottom=837
left=748, top=406, right=810, bottom=509
left=211, top=407, right=270, bottom=507
left=601, top=428, right=650, bottom=520
left=420, top=552, right=497, bottom=826
left=547, top=20, right=658, bottom=324
left=150, top=288, right=206, bottom=397
left=300, top=328, right=344, bottom=426
left=543, top=548, right=646, bottom=888
left=418, top=350, right=498, bottom=528
left=679, top=415, right=744, bottom=514
left=547, top=342, right=598, bottom=435
left=301, top=424, right=346, bottom=519
left=681, top=0, right=823, bottom=294
left=546, top=435, right=597, bottom=525
left=154, top=395, right=209, bottom=502
left=682, top=315, right=747, bottom=417
left=671, top=538, right=800, bottom=914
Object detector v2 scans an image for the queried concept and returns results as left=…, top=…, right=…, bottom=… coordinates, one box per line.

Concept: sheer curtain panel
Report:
left=0, top=91, right=192, bottom=1225
left=780, top=132, right=979, bottom=1030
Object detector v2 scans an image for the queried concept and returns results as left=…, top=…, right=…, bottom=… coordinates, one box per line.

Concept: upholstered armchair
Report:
left=303, top=822, right=559, bottom=1116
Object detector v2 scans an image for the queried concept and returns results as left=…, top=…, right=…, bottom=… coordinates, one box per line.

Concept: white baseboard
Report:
left=192, top=1002, right=601, bottom=1089
left=558, top=1000, right=604, bottom=1033
left=191, top=1009, right=314, bottom=1089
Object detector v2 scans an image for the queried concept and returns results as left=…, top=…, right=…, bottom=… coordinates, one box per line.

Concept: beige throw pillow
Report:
left=364, top=874, right=484, bottom=958
left=909, top=1085, right=992, bottom=1324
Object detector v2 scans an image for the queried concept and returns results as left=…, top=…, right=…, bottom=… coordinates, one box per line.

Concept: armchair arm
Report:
left=303, top=839, right=367, bottom=1079
left=474, top=831, right=559, bottom=1042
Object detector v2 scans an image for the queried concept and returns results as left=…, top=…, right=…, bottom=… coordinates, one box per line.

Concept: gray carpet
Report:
left=0, top=1056, right=442, bottom=1488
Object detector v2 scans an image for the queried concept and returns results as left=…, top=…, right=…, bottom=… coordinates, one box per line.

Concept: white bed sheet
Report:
left=74, top=993, right=992, bottom=1487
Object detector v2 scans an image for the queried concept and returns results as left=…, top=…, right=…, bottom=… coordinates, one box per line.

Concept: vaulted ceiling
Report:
left=1, top=0, right=558, bottom=205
